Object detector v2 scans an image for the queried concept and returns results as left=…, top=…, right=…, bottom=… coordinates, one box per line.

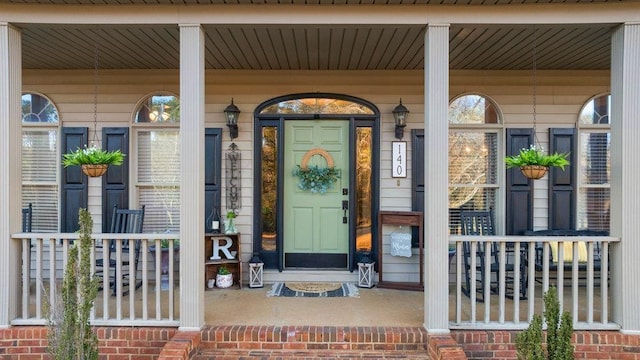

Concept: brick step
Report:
left=195, top=325, right=429, bottom=359
left=195, top=348, right=429, bottom=359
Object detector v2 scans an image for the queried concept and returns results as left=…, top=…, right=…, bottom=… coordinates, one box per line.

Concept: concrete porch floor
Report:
left=205, top=285, right=425, bottom=327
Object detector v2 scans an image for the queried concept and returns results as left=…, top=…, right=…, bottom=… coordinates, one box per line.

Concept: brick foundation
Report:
left=0, top=326, right=177, bottom=359
left=452, top=330, right=640, bottom=360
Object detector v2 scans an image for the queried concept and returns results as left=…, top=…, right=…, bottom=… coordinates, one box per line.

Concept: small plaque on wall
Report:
left=391, top=141, right=407, bottom=178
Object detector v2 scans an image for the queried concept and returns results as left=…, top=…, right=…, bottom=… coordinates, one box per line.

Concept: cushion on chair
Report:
left=550, top=241, right=588, bottom=263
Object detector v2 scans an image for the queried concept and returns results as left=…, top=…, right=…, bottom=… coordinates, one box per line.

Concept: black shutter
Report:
left=61, top=127, right=88, bottom=232
left=205, top=128, right=222, bottom=232
left=411, top=129, right=424, bottom=247
left=505, top=128, right=534, bottom=235
left=548, top=128, right=576, bottom=230
left=102, top=128, right=129, bottom=232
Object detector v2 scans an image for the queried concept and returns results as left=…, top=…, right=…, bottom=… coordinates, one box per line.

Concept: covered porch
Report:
left=1, top=1, right=640, bottom=340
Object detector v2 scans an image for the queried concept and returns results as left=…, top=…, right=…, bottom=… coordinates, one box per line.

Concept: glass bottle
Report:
left=211, top=207, right=221, bottom=234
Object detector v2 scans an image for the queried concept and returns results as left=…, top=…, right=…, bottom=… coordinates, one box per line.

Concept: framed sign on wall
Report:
left=391, top=141, right=407, bottom=178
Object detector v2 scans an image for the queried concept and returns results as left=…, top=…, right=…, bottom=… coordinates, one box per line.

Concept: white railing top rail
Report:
left=450, top=235, right=619, bottom=243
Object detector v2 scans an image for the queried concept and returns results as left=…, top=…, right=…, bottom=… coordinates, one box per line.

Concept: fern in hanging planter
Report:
left=504, top=145, right=569, bottom=179
left=62, top=145, right=125, bottom=167
left=292, top=165, right=340, bottom=194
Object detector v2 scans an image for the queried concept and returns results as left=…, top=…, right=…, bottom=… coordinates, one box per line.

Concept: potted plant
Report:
left=504, top=145, right=569, bottom=180
left=62, top=145, right=125, bottom=177
left=216, top=265, right=234, bottom=288
left=224, top=210, right=238, bottom=234
left=149, top=238, right=180, bottom=291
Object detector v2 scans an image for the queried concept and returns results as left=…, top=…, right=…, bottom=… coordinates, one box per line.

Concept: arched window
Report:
left=21, top=93, right=60, bottom=231
left=448, top=93, right=502, bottom=233
left=133, top=93, right=181, bottom=232
left=577, top=93, right=610, bottom=231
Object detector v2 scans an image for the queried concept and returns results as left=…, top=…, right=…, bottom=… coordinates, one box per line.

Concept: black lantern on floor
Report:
left=224, top=98, right=240, bottom=140
left=392, top=99, right=409, bottom=140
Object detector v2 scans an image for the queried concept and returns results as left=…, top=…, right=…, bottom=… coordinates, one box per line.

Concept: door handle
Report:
left=342, top=200, right=348, bottom=224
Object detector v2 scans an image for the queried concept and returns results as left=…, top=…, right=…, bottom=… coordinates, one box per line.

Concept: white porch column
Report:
left=0, top=23, right=22, bottom=327
left=610, top=22, right=640, bottom=334
left=423, top=23, right=450, bottom=334
left=179, top=24, right=205, bottom=330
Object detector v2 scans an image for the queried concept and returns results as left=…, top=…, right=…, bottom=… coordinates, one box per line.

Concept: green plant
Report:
left=62, top=146, right=125, bottom=167
left=292, top=165, right=340, bottom=194
left=516, top=287, right=574, bottom=360
left=226, top=210, right=236, bottom=219
left=45, top=208, right=100, bottom=360
left=160, top=238, right=179, bottom=249
left=218, top=265, right=231, bottom=275
left=504, top=145, right=569, bottom=170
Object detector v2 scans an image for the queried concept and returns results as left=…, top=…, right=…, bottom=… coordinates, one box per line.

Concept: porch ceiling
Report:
left=6, top=0, right=624, bottom=4
left=20, top=24, right=614, bottom=70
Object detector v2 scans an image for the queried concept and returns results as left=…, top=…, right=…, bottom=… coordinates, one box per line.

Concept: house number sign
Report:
left=391, top=141, right=407, bottom=178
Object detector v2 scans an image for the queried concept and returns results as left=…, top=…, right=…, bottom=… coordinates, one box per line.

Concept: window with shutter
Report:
left=577, top=94, right=610, bottom=231
left=448, top=94, right=502, bottom=234
left=134, top=94, right=181, bottom=233
left=21, top=93, right=59, bottom=232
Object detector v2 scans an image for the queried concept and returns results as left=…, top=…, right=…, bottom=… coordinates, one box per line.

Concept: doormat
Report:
left=266, top=282, right=359, bottom=298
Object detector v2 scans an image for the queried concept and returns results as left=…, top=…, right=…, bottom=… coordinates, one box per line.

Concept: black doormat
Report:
left=266, top=282, right=359, bottom=298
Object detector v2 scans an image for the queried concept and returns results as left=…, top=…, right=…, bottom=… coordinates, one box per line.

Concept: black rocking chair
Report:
left=96, top=205, right=145, bottom=296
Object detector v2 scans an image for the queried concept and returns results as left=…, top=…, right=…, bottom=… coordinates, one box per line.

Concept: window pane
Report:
left=260, top=127, right=278, bottom=251
left=22, top=93, right=59, bottom=123
left=579, top=94, right=610, bottom=125
left=449, top=94, right=499, bottom=125
left=22, top=130, right=57, bottom=182
left=579, top=132, right=610, bottom=185
left=448, top=131, right=498, bottom=233
left=448, top=188, right=497, bottom=235
left=260, top=98, right=374, bottom=115
left=23, top=185, right=58, bottom=232
left=449, top=132, right=498, bottom=187
left=577, top=188, right=609, bottom=231
left=139, top=186, right=180, bottom=233
left=138, top=131, right=180, bottom=183
left=137, top=130, right=180, bottom=232
left=355, top=127, right=373, bottom=252
left=135, top=95, right=180, bottom=123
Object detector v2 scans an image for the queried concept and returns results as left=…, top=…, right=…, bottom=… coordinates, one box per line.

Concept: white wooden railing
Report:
left=12, top=233, right=180, bottom=327
left=449, top=235, right=620, bottom=330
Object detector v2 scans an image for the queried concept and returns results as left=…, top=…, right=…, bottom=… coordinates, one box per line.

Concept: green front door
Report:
left=284, top=120, right=350, bottom=269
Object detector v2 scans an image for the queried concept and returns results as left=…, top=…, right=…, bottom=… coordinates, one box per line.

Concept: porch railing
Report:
left=11, top=233, right=180, bottom=327
left=449, top=235, right=620, bottom=330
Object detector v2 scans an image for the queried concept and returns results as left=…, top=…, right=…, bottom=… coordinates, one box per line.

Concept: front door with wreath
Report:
left=283, top=120, right=349, bottom=268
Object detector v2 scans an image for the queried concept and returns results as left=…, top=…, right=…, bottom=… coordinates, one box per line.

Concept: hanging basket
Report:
left=520, top=165, right=548, bottom=180
left=82, top=164, right=108, bottom=177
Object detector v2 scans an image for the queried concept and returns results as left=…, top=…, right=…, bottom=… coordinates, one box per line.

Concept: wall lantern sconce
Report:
left=249, top=253, right=264, bottom=288
left=224, top=98, right=240, bottom=140
left=392, top=99, right=409, bottom=140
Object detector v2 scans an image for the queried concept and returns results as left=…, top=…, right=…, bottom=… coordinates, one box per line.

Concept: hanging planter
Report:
left=62, top=146, right=125, bottom=177
left=504, top=145, right=569, bottom=180
left=81, top=164, right=108, bottom=177
left=519, top=165, right=548, bottom=180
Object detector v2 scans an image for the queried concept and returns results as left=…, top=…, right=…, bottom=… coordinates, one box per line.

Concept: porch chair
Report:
left=96, top=205, right=145, bottom=296
left=460, top=210, right=527, bottom=302
left=522, top=229, right=609, bottom=286
left=22, top=203, right=32, bottom=232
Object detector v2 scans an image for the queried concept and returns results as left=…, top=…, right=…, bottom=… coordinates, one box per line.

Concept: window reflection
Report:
left=355, top=127, right=372, bottom=252
left=21, top=93, right=59, bottom=123
left=135, top=95, right=180, bottom=123
left=261, top=127, right=278, bottom=251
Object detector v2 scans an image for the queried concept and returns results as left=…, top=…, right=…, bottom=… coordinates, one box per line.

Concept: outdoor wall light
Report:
left=224, top=98, right=240, bottom=140
left=392, top=99, right=409, bottom=140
